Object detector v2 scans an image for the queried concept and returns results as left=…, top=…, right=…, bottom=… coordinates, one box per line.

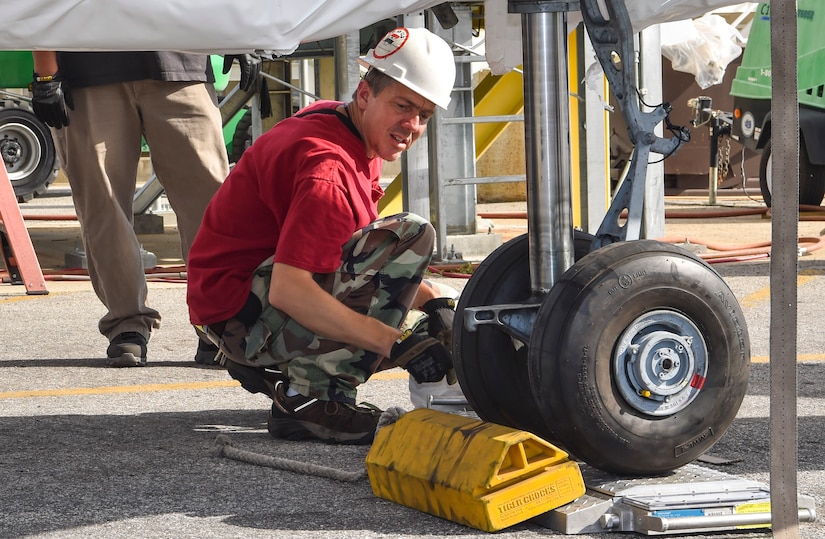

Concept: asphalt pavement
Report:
left=2, top=190, right=825, bottom=538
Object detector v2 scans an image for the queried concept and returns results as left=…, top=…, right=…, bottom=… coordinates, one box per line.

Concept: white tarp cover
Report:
left=0, top=0, right=447, bottom=54
left=2, top=0, right=758, bottom=55
left=484, top=0, right=760, bottom=74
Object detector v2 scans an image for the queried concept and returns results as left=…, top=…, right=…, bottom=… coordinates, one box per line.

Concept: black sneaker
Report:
left=267, top=381, right=382, bottom=445
left=226, top=361, right=287, bottom=399
left=194, top=339, right=221, bottom=366
left=106, top=332, right=147, bottom=367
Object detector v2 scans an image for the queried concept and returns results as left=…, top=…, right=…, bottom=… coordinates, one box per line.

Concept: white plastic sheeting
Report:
left=2, top=0, right=760, bottom=57
left=660, top=15, right=746, bottom=89
left=0, top=0, right=447, bottom=54
left=485, top=0, right=761, bottom=74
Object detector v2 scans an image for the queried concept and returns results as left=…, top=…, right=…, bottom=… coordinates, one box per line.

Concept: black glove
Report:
left=421, top=297, right=456, bottom=350
left=31, top=74, right=73, bottom=129
left=391, top=331, right=455, bottom=384
left=222, top=54, right=262, bottom=93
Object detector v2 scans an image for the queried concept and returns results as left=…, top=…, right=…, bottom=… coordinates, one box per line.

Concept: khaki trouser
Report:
left=53, top=80, right=227, bottom=340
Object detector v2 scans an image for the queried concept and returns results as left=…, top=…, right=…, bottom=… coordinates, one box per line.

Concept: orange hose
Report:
left=656, top=236, right=772, bottom=252
left=656, top=234, right=825, bottom=260
left=427, top=264, right=476, bottom=279
left=21, top=214, right=78, bottom=221
left=705, top=253, right=769, bottom=264
left=478, top=205, right=825, bottom=221
left=478, top=207, right=771, bottom=220
left=3, top=266, right=189, bottom=283
left=477, top=206, right=825, bottom=265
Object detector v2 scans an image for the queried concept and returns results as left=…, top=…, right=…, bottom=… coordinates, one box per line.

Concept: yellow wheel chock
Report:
left=365, top=408, right=585, bottom=532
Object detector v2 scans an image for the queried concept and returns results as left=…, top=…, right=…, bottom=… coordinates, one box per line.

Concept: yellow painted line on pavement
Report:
left=0, top=370, right=408, bottom=400
left=738, top=288, right=770, bottom=310
left=739, top=270, right=821, bottom=309
left=0, top=295, right=45, bottom=305
left=3, top=356, right=825, bottom=398
left=750, top=354, right=825, bottom=364
left=0, top=380, right=240, bottom=399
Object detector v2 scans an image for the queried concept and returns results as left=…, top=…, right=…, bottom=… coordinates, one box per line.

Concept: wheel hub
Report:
left=0, top=122, right=42, bottom=180
left=1, top=138, right=23, bottom=166
left=614, top=309, right=708, bottom=416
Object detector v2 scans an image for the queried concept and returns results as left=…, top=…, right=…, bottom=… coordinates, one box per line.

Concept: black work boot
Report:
left=267, top=381, right=382, bottom=445
left=106, top=332, right=147, bottom=367
left=226, top=361, right=288, bottom=399
left=193, top=339, right=221, bottom=366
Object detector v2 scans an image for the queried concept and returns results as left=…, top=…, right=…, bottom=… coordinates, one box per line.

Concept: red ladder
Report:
left=0, top=163, right=48, bottom=294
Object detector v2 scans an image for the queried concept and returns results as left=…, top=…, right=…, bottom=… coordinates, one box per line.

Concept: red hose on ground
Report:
left=477, top=207, right=771, bottom=220
left=1, top=265, right=189, bottom=284
left=21, top=214, right=78, bottom=221
left=657, top=235, right=825, bottom=259
left=703, top=254, right=770, bottom=264
left=427, top=263, right=477, bottom=279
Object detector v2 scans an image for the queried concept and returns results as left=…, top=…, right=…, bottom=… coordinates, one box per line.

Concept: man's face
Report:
left=358, top=80, right=436, bottom=161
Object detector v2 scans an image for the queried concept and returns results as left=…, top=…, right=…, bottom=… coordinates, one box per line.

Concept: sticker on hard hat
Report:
left=373, top=28, right=410, bottom=59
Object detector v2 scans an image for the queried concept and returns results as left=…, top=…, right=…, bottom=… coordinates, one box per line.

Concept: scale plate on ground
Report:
left=532, top=463, right=816, bottom=535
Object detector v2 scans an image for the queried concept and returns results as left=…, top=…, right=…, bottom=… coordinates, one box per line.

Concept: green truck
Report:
left=730, top=0, right=825, bottom=206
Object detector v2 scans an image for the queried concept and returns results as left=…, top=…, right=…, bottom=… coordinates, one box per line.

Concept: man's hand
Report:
left=222, top=54, right=262, bottom=93
left=31, top=75, right=73, bottom=129
left=421, top=297, right=455, bottom=349
left=391, top=331, right=455, bottom=384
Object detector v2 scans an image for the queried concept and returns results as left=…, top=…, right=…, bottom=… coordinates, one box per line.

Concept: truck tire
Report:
left=0, top=99, right=59, bottom=203
left=759, top=136, right=825, bottom=207
left=229, top=108, right=253, bottom=164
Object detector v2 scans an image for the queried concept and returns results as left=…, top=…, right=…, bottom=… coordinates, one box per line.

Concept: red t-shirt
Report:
left=187, top=101, right=384, bottom=325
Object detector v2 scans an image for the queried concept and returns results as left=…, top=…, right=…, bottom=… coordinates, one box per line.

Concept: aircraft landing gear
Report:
left=453, top=0, right=750, bottom=475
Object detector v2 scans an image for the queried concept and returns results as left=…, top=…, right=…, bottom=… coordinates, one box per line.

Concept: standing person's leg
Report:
left=138, top=80, right=227, bottom=261
left=138, top=80, right=228, bottom=364
left=52, top=83, right=159, bottom=366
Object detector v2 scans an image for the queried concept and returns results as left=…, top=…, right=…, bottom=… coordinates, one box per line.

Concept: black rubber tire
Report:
left=759, top=136, right=825, bottom=207
left=528, top=240, right=750, bottom=475
left=0, top=100, right=59, bottom=202
left=229, top=108, right=253, bottom=164
left=452, top=231, right=595, bottom=435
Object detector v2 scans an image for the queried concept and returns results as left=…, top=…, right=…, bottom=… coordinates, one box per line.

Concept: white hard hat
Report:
left=359, top=27, right=456, bottom=110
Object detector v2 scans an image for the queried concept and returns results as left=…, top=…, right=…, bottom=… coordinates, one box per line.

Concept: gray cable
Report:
left=213, top=408, right=408, bottom=483
left=214, top=435, right=367, bottom=483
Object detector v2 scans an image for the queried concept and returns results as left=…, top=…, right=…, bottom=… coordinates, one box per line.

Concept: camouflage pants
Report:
left=215, top=213, right=434, bottom=404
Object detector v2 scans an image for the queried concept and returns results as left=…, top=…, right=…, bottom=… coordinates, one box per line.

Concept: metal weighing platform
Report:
left=534, top=463, right=816, bottom=535
left=427, top=402, right=817, bottom=535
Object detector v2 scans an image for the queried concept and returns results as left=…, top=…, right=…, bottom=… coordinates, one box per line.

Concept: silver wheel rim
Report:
left=1, top=121, right=42, bottom=182
left=613, top=309, right=708, bottom=416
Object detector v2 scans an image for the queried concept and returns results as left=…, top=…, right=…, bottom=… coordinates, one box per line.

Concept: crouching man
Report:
left=187, top=27, right=459, bottom=445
